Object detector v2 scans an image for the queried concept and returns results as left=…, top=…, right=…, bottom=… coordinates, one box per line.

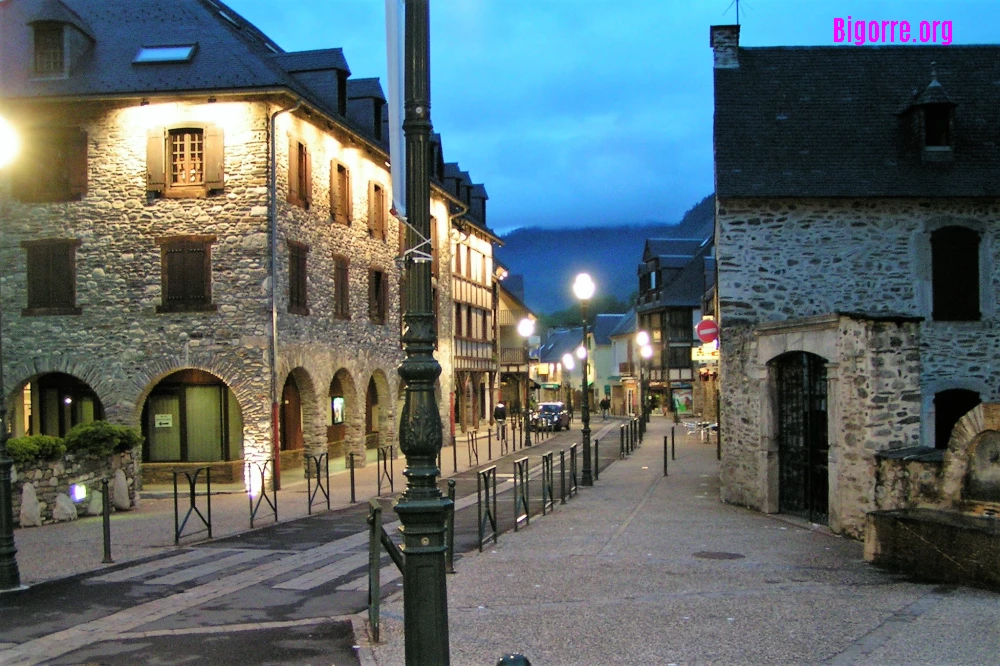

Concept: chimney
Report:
left=710, top=25, right=740, bottom=69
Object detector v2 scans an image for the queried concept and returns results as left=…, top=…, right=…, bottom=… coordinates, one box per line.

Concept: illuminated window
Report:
left=147, top=124, right=223, bottom=197
left=170, top=129, right=204, bottom=187
left=133, top=45, right=197, bottom=64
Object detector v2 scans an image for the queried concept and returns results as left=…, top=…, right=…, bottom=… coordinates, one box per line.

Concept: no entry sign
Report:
left=695, top=319, right=719, bottom=344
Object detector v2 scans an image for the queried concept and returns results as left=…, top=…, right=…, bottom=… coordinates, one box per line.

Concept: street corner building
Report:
left=0, top=0, right=500, bottom=493
left=710, top=24, right=1000, bottom=540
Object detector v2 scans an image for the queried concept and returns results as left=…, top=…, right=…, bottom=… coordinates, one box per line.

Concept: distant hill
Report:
left=496, top=194, right=714, bottom=314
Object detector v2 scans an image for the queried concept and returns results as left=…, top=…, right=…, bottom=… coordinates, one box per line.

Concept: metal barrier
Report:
left=101, top=477, right=113, bottom=563
left=446, top=480, right=457, bottom=573
left=305, top=452, right=330, bottom=514
left=467, top=432, right=479, bottom=468
left=541, top=452, right=555, bottom=515
left=349, top=452, right=357, bottom=503
left=487, top=429, right=493, bottom=460
left=513, top=456, right=530, bottom=531
left=377, top=445, right=394, bottom=496
left=620, top=424, right=626, bottom=459
left=663, top=435, right=669, bottom=476
left=568, top=443, right=579, bottom=496
left=173, top=466, right=212, bottom=544
left=368, top=499, right=404, bottom=644
left=247, top=459, right=277, bottom=528
left=477, top=465, right=498, bottom=551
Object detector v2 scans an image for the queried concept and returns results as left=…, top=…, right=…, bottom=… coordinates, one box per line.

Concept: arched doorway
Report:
left=773, top=352, right=829, bottom=524
left=934, top=388, right=981, bottom=449
left=12, top=372, right=104, bottom=438
left=328, top=370, right=355, bottom=457
left=366, top=377, right=379, bottom=448
left=142, top=369, right=243, bottom=463
left=281, top=374, right=303, bottom=452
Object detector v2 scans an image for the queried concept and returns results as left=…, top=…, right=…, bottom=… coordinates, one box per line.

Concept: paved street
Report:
left=0, top=419, right=623, bottom=666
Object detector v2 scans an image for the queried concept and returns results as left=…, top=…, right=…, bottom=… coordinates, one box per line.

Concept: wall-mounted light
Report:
left=0, top=115, right=20, bottom=169
left=70, top=484, right=87, bottom=503
left=63, top=396, right=73, bottom=405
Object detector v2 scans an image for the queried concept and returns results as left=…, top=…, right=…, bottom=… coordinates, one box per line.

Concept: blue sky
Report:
left=226, top=0, right=999, bottom=234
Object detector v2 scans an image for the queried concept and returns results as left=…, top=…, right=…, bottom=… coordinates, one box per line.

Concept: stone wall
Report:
left=12, top=450, right=138, bottom=526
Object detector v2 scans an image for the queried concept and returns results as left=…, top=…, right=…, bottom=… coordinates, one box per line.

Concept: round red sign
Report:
left=695, top=319, right=719, bottom=344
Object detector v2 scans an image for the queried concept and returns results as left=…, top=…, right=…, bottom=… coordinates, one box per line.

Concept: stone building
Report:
left=711, top=24, right=1000, bottom=537
left=0, top=0, right=494, bottom=489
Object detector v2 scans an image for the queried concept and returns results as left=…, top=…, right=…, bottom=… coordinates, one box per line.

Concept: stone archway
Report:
left=10, top=372, right=105, bottom=439
left=365, top=370, right=394, bottom=451
left=278, top=367, right=320, bottom=472
left=329, top=368, right=358, bottom=461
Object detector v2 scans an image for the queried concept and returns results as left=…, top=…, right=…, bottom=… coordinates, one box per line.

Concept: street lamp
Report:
left=517, top=317, right=534, bottom=447
left=572, top=273, right=595, bottom=486
left=394, top=2, right=449, bottom=662
left=0, top=114, right=22, bottom=590
left=640, top=343, right=653, bottom=426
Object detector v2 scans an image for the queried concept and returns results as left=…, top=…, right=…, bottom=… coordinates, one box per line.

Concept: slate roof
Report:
left=347, top=77, right=385, bottom=100
left=714, top=45, right=1000, bottom=197
left=269, top=48, right=349, bottom=75
left=592, top=314, right=625, bottom=346
left=537, top=328, right=583, bottom=364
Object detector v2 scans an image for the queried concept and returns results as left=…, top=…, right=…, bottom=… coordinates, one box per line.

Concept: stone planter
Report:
left=12, top=449, right=139, bottom=527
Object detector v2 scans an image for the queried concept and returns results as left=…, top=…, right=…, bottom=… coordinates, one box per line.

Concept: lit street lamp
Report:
left=0, top=114, right=22, bottom=591
left=518, top=317, right=535, bottom=447
left=635, top=330, right=649, bottom=422
left=573, top=273, right=595, bottom=486
left=640, top=343, right=653, bottom=428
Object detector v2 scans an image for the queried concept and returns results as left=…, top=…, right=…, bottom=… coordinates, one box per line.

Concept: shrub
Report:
left=4, top=435, right=66, bottom=467
left=64, top=421, right=143, bottom=459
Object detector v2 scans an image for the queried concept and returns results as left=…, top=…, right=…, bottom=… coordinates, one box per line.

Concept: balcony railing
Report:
left=499, top=347, right=527, bottom=365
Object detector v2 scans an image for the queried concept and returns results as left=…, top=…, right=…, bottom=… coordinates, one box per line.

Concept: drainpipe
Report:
left=269, top=99, right=301, bottom=491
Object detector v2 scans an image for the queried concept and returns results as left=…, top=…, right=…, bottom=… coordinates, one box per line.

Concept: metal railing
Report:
left=541, top=451, right=555, bottom=515
left=305, top=452, right=330, bottom=514
left=477, top=465, right=498, bottom=551
left=467, top=432, right=479, bottom=467
left=567, top=443, right=579, bottom=498
left=172, top=466, right=212, bottom=544
left=513, top=456, right=530, bottom=531
left=247, top=459, right=277, bottom=528
left=377, top=445, right=394, bottom=496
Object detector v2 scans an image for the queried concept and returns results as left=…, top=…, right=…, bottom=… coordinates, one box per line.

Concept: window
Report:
left=12, top=128, right=88, bottom=203
left=333, top=254, right=350, bottom=319
left=33, top=24, right=64, bottom=77
left=369, top=269, right=388, bottom=324
left=133, top=45, right=197, bottom=64
left=21, top=239, right=81, bottom=315
left=667, top=309, right=692, bottom=342
left=925, top=105, right=951, bottom=147
left=287, top=138, right=312, bottom=209
left=454, top=303, right=463, bottom=337
left=288, top=241, right=309, bottom=315
left=934, top=389, right=981, bottom=449
left=931, top=226, right=980, bottom=321
left=368, top=182, right=386, bottom=240
left=156, top=236, right=216, bottom=313
left=668, top=346, right=691, bottom=369
left=330, top=161, right=352, bottom=224
left=147, top=124, right=223, bottom=197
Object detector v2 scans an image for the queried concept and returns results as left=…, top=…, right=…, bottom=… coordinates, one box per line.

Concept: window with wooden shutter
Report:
left=288, top=241, right=309, bottom=315
left=369, top=269, right=387, bottom=324
left=156, top=236, right=216, bottom=313
left=333, top=254, right=350, bottom=319
left=368, top=182, right=386, bottom=240
left=147, top=124, right=223, bottom=197
left=13, top=128, right=87, bottom=203
left=288, top=138, right=311, bottom=209
left=932, top=226, right=980, bottom=321
left=331, top=162, right=351, bottom=224
left=21, top=239, right=81, bottom=315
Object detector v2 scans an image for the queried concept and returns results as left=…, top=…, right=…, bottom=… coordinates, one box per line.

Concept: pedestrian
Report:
left=599, top=396, right=610, bottom=421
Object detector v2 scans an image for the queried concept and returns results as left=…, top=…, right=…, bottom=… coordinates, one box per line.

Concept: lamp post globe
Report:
left=518, top=317, right=534, bottom=447
left=636, top=330, right=650, bottom=348
left=572, top=273, right=595, bottom=486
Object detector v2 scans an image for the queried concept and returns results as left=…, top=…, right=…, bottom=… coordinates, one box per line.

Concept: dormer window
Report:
left=924, top=104, right=951, bottom=147
left=33, top=23, right=65, bottom=77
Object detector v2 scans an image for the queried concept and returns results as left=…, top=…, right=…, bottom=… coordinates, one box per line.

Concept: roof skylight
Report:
left=133, top=44, right=198, bottom=64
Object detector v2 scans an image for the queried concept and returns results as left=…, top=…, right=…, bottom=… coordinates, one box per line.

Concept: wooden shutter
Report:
left=288, top=136, right=300, bottom=205
left=368, top=269, right=376, bottom=320
left=329, top=161, right=339, bottom=221
left=344, top=167, right=352, bottom=223
left=25, top=246, right=48, bottom=308
left=303, top=143, right=312, bottom=208
left=334, top=256, right=350, bottom=318
left=204, top=124, right=224, bottom=190
left=67, top=130, right=88, bottom=199
left=146, top=127, right=165, bottom=193
left=381, top=272, right=388, bottom=323
left=50, top=243, right=74, bottom=308
left=367, top=181, right=376, bottom=237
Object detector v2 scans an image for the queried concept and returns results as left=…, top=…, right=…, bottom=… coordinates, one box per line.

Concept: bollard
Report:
left=559, top=449, right=566, bottom=504
left=488, top=429, right=493, bottom=460
left=620, top=424, right=625, bottom=459
left=452, top=434, right=458, bottom=472
left=672, top=425, right=676, bottom=460
left=349, top=452, right=357, bottom=504
left=445, top=479, right=456, bottom=574
left=663, top=435, right=669, bottom=477
left=497, top=655, right=532, bottom=666
left=594, top=438, right=600, bottom=481
left=101, top=478, right=113, bottom=564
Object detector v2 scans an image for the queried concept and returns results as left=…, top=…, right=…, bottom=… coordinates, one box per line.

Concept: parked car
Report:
left=531, top=402, right=571, bottom=431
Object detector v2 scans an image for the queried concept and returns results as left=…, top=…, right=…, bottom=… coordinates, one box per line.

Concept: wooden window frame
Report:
left=12, top=127, right=88, bottom=203
left=21, top=239, right=82, bottom=316
left=155, top=235, right=217, bottom=313
left=288, top=240, right=310, bottom=316
left=368, top=182, right=387, bottom=240
left=333, top=254, right=351, bottom=320
left=369, top=268, right=388, bottom=324
left=288, top=137, right=312, bottom=209
left=147, top=123, right=224, bottom=198
left=330, top=161, right=352, bottom=225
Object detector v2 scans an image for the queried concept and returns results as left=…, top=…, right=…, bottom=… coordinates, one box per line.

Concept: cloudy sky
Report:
left=226, top=0, right=999, bottom=234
